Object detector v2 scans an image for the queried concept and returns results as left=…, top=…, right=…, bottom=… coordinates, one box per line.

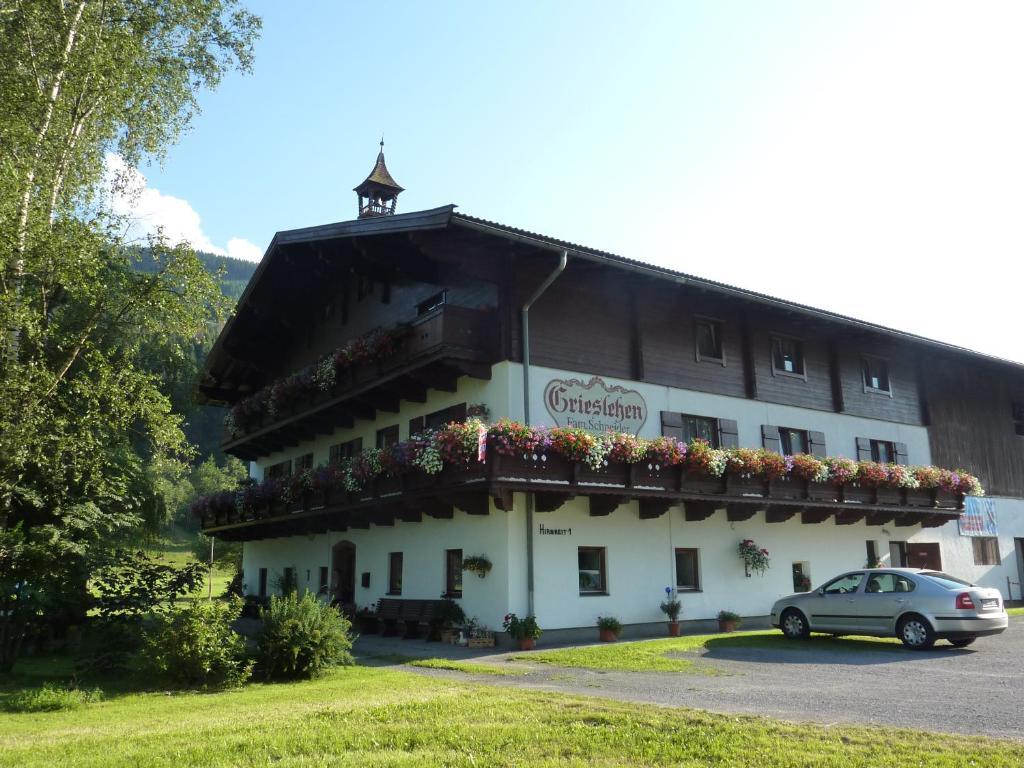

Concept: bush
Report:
left=256, top=592, right=353, bottom=680
left=2, top=683, right=102, bottom=713
left=143, top=597, right=253, bottom=689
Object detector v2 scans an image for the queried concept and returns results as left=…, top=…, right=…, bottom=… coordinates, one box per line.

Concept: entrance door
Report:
left=906, top=543, right=941, bottom=570
left=331, top=541, right=356, bottom=606
left=1014, top=539, right=1024, bottom=601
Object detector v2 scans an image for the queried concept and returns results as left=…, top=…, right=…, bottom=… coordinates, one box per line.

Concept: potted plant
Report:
left=660, top=587, right=682, bottom=636
left=462, top=555, right=493, bottom=579
left=738, top=538, right=770, bottom=577
left=717, top=610, right=742, bottom=632
left=503, top=613, right=542, bottom=650
left=430, top=598, right=466, bottom=642
left=597, top=615, right=623, bottom=642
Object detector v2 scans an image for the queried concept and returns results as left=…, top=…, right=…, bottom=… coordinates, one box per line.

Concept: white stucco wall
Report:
left=908, top=496, right=1024, bottom=600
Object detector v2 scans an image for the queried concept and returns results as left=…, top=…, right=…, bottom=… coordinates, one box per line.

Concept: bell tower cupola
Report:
left=354, top=139, right=404, bottom=218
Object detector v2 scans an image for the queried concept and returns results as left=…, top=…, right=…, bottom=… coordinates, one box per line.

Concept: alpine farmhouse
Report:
left=195, top=147, right=1024, bottom=641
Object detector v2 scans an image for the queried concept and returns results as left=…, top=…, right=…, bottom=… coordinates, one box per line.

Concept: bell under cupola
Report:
left=354, top=139, right=404, bottom=218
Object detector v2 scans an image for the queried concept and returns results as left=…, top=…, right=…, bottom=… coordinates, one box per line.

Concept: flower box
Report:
left=874, top=487, right=903, bottom=506
left=934, top=490, right=963, bottom=510
left=905, top=488, right=936, bottom=508
left=627, top=462, right=679, bottom=491
left=287, top=492, right=309, bottom=514
left=309, top=488, right=331, bottom=510
left=575, top=460, right=632, bottom=487
left=440, top=462, right=487, bottom=485
left=467, top=633, right=496, bottom=649
left=725, top=474, right=767, bottom=497
left=374, top=474, right=403, bottom=497
left=681, top=472, right=725, bottom=495
left=807, top=481, right=838, bottom=502
left=403, top=469, right=435, bottom=491
left=491, top=451, right=574, bottom=483
left=768, top=476, right=806, bottom=500
left=841, top=483, right=874, bottom=504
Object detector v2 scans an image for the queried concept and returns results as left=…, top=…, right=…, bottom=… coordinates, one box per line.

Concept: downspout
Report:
left=521, top=249, right=568, bottom=616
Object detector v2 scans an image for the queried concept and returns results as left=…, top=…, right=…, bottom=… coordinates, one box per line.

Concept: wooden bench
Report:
left=373, top=598, right=449, bottom=639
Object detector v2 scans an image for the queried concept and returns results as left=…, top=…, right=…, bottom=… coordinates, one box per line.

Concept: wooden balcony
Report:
left=223, top=306, right=499, bottom=460
left=202, top=448, right=963, bottom=542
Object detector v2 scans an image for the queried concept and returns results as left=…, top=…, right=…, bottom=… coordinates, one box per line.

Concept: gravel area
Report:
left=355, top=618, right=1024, bottom=739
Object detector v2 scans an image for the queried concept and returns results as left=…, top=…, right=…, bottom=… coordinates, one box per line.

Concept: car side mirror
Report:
left=817, top=588, right=825, bottom=596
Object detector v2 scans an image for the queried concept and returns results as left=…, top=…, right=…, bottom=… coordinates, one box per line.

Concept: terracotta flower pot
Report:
left=718, top=619, right=738, bottom=633
left=668, top=621, right=680, bottom=637
left=517, top=637, right=536, bottom=651
left=599, top=628, right=619, bottom=643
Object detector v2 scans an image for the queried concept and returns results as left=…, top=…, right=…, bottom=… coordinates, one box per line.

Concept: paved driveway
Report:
left=356, top=618, right=1023, bottom=740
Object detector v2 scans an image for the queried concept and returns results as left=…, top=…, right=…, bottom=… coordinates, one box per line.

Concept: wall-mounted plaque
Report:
left=543, top=375, right=648, bottom=435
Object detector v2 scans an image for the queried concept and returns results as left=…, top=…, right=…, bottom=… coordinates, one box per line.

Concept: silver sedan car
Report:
left=770, top=568, right=1008, bottom=649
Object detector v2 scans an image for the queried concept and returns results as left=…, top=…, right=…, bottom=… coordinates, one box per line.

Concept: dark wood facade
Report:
left=200, top=205, right=1024, bottom=496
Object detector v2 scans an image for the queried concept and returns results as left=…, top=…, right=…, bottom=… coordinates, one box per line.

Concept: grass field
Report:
left=138, top=531, right=236, bottom=599
left=511, top=631, right=902, bottom=672
left=1, top=662, right=1021, bottom=767
left=1007, top=607, right=1024, bottom=616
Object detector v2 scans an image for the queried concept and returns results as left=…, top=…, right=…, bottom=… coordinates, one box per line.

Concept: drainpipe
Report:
left=521, top=249, right=568, bottom=616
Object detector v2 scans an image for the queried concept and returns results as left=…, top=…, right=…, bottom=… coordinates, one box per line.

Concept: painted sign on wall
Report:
left=543, top=375, right=648, bottom=435
left=958, top=496, right=998, bottom=537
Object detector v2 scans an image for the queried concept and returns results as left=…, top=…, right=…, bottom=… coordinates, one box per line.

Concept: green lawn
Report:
left=1, top=663, right=1021, bottom=767
left=1007, top=607, right=1024, bottom=616
left=511, top=630, right=902, bottom=672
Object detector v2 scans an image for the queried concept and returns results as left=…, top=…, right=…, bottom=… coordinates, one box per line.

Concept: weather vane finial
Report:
left=379, top=135, right=384, bottom=152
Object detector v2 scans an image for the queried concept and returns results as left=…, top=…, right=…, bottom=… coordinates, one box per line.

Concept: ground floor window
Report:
left=972, top=537, right=1001, bottom=565
left=318, top=566, right=328, bottom=595
left=389, top=552, right=404, bottom=595
left=282, top=567, right=296, bottom=595
left=866, top=540, right=880, bottom=568
left=792, top=561, right=811, bottom=592
left=578, top=547, right=607, bottom=595
left=674, top=548, right=700, bottom=591
left=445, top=549, right=463, bottom=598
left=258, top=567, right=268, bottom=598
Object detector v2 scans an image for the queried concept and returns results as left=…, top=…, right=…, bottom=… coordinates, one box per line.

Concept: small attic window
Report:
left=417, top=290, right=447, bottom=316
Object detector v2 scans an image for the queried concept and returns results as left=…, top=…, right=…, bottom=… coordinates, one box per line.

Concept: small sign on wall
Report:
left=958, top=496, right=998, bottom=537
left=543, top=375, right=648, bottom=435
left=539, top=523, right=572, bottom=535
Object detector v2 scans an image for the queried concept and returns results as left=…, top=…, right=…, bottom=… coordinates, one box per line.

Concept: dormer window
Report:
left=862, top=356, right=892, bottom=394
left=771, top=336, right=805, bottom=377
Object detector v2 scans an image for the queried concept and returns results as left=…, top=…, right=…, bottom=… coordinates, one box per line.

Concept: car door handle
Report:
left=846, top=599, right=856, bottom=603
left=895, top=598, right=905, bottom=603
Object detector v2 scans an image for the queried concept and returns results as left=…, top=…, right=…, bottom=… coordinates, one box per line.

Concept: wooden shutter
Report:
left=808, top=431, right=827, bottom=457
left=408, top=416, right=425, bottom=435
left=894, top=442, right=909, bottom=466
left=761, top=425, right=781, bottom=453
left=855, top=437, right=872, bottom=461
left=661, top=411, right=684, bottom=441
left=717, top=419, right=739, bottom=449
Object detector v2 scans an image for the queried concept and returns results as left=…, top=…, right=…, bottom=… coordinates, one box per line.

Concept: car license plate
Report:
left=981, top=598, right=1000, bottom=610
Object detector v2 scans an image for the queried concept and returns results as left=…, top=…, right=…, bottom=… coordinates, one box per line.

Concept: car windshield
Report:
left=920, top=571, right=973, bottom=589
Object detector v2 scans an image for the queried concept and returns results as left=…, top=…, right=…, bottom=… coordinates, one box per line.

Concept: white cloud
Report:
left=103, top=153, right=263, bottom=262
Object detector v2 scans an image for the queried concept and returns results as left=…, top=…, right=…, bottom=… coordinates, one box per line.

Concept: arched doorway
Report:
left=331, top=540, right=356, bottom=606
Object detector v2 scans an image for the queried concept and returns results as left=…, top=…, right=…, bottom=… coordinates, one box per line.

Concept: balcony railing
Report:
left=222, top=306, right=499, bottom=459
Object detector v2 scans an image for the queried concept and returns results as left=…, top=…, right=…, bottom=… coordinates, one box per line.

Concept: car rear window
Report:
left=920, top=571, right=973, bottom=589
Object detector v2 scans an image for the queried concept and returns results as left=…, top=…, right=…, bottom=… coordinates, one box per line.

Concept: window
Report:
left=424, top=403, right=467, bottom=430
left=792, top=562, right=811, bottom=592
left=663, top=412, right=735, bottom=447
left=444, top=549, right=463, bottom=598
left=865, top=573, right=916, bottom=593
left=972, top=537, right=1001, bottom=566
left=866, top=540, right=880, bottom=567
left=258, top=567, right=268, bottom=598
left=1013, top=402, right=1024, bottom=436
left=388, top=552, right=403, bottom=595
left=694, top=318, right=724, bottom=363
left=870, top=440, right=896, bottom=464
left=318, top=566, right=329, bottom=595
left=822, top=573, right=864, bottom=594
left=295, top=453, right=314, bottom=471
left=771, top=336, right=805, bottom=377
left=264, top=459, right=291, bottom=480
left=675, top=549, right=700, bottom=591
left=681, top=415, right=719, bottom=446
left=376, top=425, right=399, bottom=449
left=417, top=290, right=447, bottom=316
left=862, top=356, right=891, bottom=393
left=578, top=547, right=607, bottom=595
left=329, top=438, right=362, bottom=465
left=779, top=428, right=808, bottom=455
left=282, top=567, right=296, bottom=595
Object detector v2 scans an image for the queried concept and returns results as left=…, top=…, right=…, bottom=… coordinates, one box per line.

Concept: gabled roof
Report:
left=203, top=204, right=1023, bottom=398
left=353, top=149, right=403, bottom=194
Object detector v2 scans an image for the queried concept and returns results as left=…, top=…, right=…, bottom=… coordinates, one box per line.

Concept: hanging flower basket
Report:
left=738, top=539, right=770, bottom=577
left=462, top=555, right=493, bottom=578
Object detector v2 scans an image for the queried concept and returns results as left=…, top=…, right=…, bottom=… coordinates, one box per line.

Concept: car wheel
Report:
left=781, top=609, right=810, bottom=640
left=898, top=615, right=936, bottom=650
left=949, top=637, right=976, bottom=648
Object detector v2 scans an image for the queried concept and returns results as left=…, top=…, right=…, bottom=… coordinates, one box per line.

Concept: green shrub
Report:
left=2, top=683, right=102, bottom=713
left=143, top=597, right=253, bottom=689
left=256, top=592, right=353, bottom=680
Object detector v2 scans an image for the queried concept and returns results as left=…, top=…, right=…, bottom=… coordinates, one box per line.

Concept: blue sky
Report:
left=120, top=2, right=1024, bottom=363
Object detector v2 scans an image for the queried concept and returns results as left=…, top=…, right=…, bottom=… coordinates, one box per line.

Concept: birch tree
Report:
left=0, top=0, right=260, bottom=672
